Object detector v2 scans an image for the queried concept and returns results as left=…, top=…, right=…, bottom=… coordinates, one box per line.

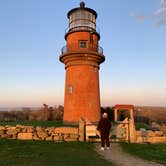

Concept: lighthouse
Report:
left=60, top=2, right=105, bottom=124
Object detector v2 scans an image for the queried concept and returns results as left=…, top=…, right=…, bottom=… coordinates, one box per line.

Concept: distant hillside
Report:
left=134, top=106, right=166, bottom=122
left=0, top=107, right=40, bottom=112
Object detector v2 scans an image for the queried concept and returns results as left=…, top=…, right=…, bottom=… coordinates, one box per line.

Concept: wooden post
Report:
left=79, top=118, right=85, bottom=141
left=114, top=109, right=118, bottom=122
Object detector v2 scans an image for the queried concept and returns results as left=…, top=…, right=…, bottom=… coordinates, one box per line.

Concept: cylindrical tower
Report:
left=60, top=2, right=105, bottom=124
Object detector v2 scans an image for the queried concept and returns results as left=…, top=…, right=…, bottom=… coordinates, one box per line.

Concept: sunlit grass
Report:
left=0, top=140, right=114, bottom=166
left=120, top=143, right=166, bottom=165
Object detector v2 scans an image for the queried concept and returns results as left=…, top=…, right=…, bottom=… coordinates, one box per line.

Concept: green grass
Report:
left=0, top=139, right=113, bottom=166
left=120, top=143, right=166, bottom=165
left=135, top=122, right=149, bottom=130
left=0, top=121, right=77, bottom=128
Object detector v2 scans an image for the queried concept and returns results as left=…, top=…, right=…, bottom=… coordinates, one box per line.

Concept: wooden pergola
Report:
left=114, top=104, right=134, bottom=122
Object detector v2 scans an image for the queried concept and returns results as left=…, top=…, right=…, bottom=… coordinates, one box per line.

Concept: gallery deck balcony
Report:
left=61, top=43, right=104, bottom=55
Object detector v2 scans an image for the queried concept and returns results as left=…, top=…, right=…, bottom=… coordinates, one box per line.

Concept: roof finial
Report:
left=80, top=1, right=85, bottom=8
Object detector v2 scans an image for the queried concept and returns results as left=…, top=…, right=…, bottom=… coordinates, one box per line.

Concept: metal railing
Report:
left=61, top=43, right=103, bottom=55
left=65, top=26, right=100, bottom=35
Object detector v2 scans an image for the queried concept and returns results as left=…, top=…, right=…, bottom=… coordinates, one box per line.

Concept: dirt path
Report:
left=95, top=143, right=163, bottom=166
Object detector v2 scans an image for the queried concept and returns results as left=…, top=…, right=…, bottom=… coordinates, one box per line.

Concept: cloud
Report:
left=132, top=0, right=166, bottom=26
left=157, top=18, right=166, bottom=26
left=132, top=14, right=145, bottom=22
left=155, top=0, right=166, bottom=26
left=154, top=0, right=166, bottom=16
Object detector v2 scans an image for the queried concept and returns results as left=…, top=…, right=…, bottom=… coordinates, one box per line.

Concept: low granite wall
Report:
left=0, top=125, right=79, bottom=141
left=136, top=130, right=166, bottom=143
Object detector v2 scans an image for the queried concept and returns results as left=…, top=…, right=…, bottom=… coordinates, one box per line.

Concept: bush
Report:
left=0, top=104, right=64, bottom=122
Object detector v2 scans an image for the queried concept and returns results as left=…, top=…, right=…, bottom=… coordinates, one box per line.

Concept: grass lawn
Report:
left=120, top=143, right=166, bottom=165
left=135, top=122, right=149, bottom=130
left=0, top=139, right=114, bottom=166
left=0, top=121, right=77, bottom=128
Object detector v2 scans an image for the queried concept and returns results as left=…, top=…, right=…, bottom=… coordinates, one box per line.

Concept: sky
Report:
left=0, top=0, right=166, bottom=107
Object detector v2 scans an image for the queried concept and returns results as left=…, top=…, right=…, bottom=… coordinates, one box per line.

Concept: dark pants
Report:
left=101, top=132, right=110, bottom=147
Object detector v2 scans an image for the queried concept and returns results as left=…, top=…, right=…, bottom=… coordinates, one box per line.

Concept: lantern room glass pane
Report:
left=69, top=10, right=96, bottom=31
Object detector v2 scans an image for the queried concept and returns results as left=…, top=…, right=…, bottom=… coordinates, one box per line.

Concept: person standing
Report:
left=97, top=112, right=111, bottom=150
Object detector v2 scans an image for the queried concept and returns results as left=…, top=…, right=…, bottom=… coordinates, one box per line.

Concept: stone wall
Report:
left=0, top=125, right=80, bottom=141
left=136, top=130, right=166, bottom=143
left=1, top=122, right=165, bottom=143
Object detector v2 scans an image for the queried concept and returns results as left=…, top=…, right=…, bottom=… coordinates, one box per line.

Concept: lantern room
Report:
left=65, top=2, right=100, bottom=39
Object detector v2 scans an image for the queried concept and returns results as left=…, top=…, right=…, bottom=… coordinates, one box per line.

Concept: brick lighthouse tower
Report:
left=60, top=2, right=105, bottom=124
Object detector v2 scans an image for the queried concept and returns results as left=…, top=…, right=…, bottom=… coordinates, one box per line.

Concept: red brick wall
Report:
left=66, top=31, right=98, bottom=52
left=62, top=31, right=102, bottom=123
left=63, top=65, right=101, bottom=123
left=67, top=31, right=98, bottom=44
